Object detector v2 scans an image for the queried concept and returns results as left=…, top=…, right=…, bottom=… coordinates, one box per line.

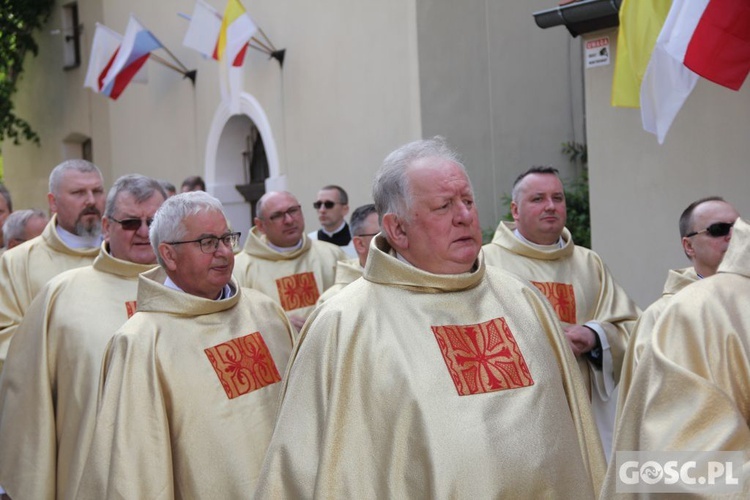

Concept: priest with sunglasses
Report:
left=0, top=175, right=166, bottom=499
left=604, top=216, right=750, bottom=498
left=618, top=196, right=739, bottom=399
left=307, top=185, right=357, bottom=258
left=76, top=191, right=294, bottom=498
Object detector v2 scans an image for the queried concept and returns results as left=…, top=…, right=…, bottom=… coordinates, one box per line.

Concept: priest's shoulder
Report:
left=239, top=285, right=286, bottom=307
left=310, top=239, right=347, bottom=260
left=483, top=264, right=539, bottom=290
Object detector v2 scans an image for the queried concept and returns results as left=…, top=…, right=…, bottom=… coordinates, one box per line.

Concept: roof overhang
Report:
left=533, top=0, right=622, bottom=38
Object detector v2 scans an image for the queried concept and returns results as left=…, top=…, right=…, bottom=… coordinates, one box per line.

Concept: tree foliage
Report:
left=0, top=0, right=55, bottom=145
left=487, top=141, right=591, bottom=248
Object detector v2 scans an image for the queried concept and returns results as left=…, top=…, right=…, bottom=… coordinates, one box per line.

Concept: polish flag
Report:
left=640, top=0, right=750, bottom=143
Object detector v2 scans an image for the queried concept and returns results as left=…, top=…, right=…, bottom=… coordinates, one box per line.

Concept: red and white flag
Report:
left=84, top=23, right=122, bottom=92
left=682, top=0, right=750, bottom=90
left=641, top=0, right=750, bottom=143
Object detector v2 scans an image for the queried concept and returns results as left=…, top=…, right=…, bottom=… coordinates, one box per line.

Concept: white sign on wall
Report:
left=585, top=36, right=610, bottom=68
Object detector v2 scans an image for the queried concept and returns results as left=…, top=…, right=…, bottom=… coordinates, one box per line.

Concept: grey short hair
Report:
left=679, top=196, right=726, bottom=238
left=0, top=184, right=12, bottom=212
left=3, top=209, right=48, bottom=248
left=48, top=159, right=103, bottom=195
left=510, top=166, right=561, bottom=203
left=350, top=204, right=377, bottom=236
left=150, top=191, right=226, bottom=267
left=104, top=175, right=167, bottom=218
left=373, top=136, right=465, bottom=222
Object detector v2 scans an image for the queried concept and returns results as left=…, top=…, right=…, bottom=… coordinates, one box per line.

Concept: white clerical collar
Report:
left=513, top=228, right=563, bottom=249
left=163, top=276, right=235, bottom=300
left=320, top=220, right=347, bottom=238
left=56, top=224, right=103, bottom=249
left=267, top=239, right=303, bottom=253
left=393, top=250, right=414, bottom=267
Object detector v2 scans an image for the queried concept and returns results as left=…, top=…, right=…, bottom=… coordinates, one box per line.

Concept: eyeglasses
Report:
left=267, top=205, right=302, bottom=223
left=355, top=232, right=379, bottom=238
left=313, top=200, right=341, bottom=210
left=166, top=232, right=241, bottom=253
left=686, top=222, right=734, bottom=238
left=110, top=216, right=154, bottom=231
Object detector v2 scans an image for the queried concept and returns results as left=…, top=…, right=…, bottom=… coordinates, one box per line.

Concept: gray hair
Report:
left=0, top=184, right=12, bottom=212
left=105, top=175, right=167, bottom=218
left=48, top=159, right=103, bottom=195
left=350, top=203, right=377, bottom=236
left=3, top=209, right=48, bottom=248
left=150, top=191, right=226, bottom=267
left=511, top=166, right=561, bottom=203
left=373, top=136, right=465, bottom=222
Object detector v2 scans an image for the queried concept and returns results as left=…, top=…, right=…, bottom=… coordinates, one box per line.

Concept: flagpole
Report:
left=150, top=53, right=197, bottom=84
left=248, top=43, right=271, bottom=56
left=250, top=36, right=273, bottom=54
left=158, top=45, right=190, bottom=73
left=256, top=27, right=276, bottom=51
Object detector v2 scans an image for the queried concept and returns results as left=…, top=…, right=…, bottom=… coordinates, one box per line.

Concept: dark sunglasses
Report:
left=110, top=216, right=154, bottom=231
left=686, top=222, right=734, bottom=238
left=313, top=200, right=340, bottom=210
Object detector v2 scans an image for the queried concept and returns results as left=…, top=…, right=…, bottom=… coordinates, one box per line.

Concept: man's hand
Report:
left=563, top=324, right=597, bottom=357
left=289, top=314, right=306, bottom=332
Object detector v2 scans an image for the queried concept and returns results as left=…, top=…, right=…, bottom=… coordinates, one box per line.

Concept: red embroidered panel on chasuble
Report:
left=204, top=332, right=281, bottom=400
left=530, top=281, right=577, bottom=324
left=431, top=317, right=534, bottom=396
left=275, top=272, right=320, bottom=311
left=125, top=301, right=137, bottom=319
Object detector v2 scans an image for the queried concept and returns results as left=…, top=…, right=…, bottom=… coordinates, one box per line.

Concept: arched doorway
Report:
left=205, top=93, right=283, bottom=247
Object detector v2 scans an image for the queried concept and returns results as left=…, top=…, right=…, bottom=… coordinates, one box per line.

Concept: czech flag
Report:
left=98, top=15, right=163, bottom=100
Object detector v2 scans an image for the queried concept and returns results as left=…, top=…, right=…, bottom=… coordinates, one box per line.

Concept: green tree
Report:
left=0, top=0, right=55, bottom=145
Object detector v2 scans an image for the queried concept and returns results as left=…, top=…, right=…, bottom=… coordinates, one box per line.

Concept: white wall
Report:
left=585, top=28, right=750, bottom=308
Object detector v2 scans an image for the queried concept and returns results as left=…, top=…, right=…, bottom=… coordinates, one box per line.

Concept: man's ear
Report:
left=342, top=204, right=350, bottom=217
left=254, top=217, right=265, bottom=234
left=352, top=236, right=367, bottom=255
left=382, top=213, right=408, bottom=251
left=159, top=243, right=179, bottom=272
left=681, top=236, right=695, bottom=259
left=102, top=217, right=112, bottom=243
left=510, top=200, right=520, bottom=222
left=47, top=192, right=58, bottom=214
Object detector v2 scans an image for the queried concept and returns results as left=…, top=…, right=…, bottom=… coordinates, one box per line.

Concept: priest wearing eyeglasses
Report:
left=234, top=191, right=346, bottom=334
left=307, top=185, right=357, bottom=257
left=618, top=196, right=740, bottom=399
left=76, top=191, right=294, bottom=499
left=0, top=174, right=166, bottom=500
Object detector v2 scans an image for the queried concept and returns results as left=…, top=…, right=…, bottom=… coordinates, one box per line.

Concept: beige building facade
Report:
left=3, top=0, right=585, bottom=243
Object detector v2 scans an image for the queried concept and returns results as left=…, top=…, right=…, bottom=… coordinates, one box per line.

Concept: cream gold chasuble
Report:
left=255, top=236, right=605, bottom=499
left=483, top=221, right=640, bottom=459
left=234, top=228, right=345, bottom=331
left=0, top=215, right=99, bottom=363
left=603, top=218, right=750, bottom=498
left=617, top=266, right=698, bottom=403
left=0, top=244, right=154, bottom=500
left=77, top=268, right=294, bottom=498
left=316, top=257, right=362, bottom=304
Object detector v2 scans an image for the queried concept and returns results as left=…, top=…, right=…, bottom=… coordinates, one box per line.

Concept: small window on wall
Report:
left=63, top=134, right=92, bottom=161
left=62, top=3, right=81, bottom=69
